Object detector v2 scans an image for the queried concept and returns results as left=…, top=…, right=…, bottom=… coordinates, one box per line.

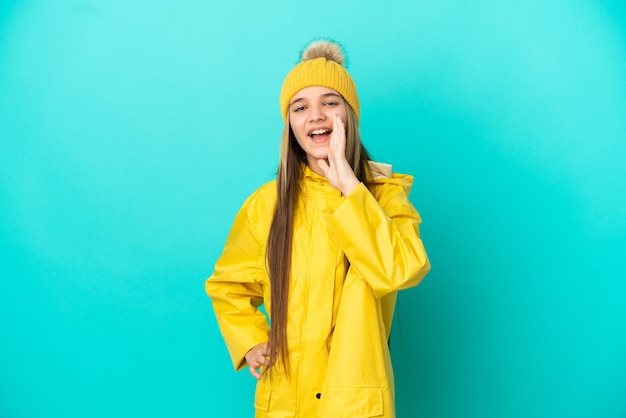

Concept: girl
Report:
left=206, top=39, right=430, bottom=418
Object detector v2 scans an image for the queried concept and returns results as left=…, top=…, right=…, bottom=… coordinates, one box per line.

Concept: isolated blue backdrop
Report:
left=1, top=1, right=625, bottom=417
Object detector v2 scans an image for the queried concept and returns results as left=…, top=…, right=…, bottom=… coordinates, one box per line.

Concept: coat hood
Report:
left=368, top=161, right=414, bottom=196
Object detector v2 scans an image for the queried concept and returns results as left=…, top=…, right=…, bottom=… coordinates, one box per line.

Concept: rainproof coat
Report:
left=206, top=162, right=430, bottom=418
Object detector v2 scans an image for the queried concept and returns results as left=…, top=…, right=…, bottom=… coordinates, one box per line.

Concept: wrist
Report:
left=341, top=177, right=360, bottom=196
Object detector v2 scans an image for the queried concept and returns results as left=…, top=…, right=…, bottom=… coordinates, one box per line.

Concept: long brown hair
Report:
left=265, top=101, right=372, bottom=375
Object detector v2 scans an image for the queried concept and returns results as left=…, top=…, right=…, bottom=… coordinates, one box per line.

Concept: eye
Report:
left=292, top=105, right=306, bottom=112
left=324, top=101, right=338, bottom=107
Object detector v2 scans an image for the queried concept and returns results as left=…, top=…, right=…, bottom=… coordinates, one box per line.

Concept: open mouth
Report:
left=309, top=128, right=332, bottom=139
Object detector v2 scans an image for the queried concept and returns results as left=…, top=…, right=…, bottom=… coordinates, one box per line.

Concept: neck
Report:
left=306, top=156, right=326, bottom=177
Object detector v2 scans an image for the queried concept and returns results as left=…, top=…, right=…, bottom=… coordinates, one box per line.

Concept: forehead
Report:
left=290, top=86, right=342, bottom=103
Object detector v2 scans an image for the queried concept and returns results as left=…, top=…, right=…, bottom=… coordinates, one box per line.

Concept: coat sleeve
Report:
left=205, top=201, right=270, bottom=371
left=322, top=181, right=430, bottom=299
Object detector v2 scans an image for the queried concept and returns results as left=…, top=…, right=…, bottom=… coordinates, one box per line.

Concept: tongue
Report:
left=312, top=132, right=330, bottom=141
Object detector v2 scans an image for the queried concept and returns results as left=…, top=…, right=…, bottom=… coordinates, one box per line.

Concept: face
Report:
left=288, top=86, right=348, bottom=172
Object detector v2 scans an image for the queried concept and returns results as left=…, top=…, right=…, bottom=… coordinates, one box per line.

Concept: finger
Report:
left=333, top=114, right=344, bottom=138
left=337, top=114, right=345, bottom=134
left=249, top=365, right=261, bottom=379
left=332, top=115, right=342, bottom=150
left=317, top=158, right=330, bottom=176
left=254, top=354, right=267, bottom=367
left=330, top=115, right=345, bottom=160
left=254, top=344, right=270, bottom=367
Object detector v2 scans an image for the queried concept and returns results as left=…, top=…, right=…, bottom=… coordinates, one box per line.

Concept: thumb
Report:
left=317, top=159, right=330, bottom=177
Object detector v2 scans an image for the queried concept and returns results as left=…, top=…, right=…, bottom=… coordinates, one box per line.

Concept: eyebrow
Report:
left=290, top=92, right=343, bottom=107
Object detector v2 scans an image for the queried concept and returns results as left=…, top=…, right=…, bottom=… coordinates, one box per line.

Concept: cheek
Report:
left=292, top=128, right=308, bottom=144
left=291, top=126, right=308, bottom=148
left=337, top=109, right=348, bottom=125
left=289, top=116, right=306, bottom=139
left=293, top=135, right=307, bottom=150
left=335, top=104, right=348, bottom=123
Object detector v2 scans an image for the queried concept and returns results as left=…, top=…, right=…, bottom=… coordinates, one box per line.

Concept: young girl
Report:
left=206, top=39, right=430, bottom=418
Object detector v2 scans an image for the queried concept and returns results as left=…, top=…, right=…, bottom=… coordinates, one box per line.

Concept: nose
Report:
left=308, top=104, right=326, bottom=122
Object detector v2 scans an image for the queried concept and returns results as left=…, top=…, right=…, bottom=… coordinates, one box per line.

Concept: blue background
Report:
left=1, top=1, right=625, bottom=417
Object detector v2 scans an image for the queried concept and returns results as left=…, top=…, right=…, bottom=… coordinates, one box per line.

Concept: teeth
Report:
left=310, top=129, right=331, bottom=135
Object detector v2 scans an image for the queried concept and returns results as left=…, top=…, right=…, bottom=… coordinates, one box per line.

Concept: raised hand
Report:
left=317, top=115, right=360, bottom=196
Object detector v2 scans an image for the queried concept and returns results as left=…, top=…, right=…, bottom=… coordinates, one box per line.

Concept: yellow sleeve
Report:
left=322, top=181, right=430, bottom=299
left=205, top=200, right=270, bottom=371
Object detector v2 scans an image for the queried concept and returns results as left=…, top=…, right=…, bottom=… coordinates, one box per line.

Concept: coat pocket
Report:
left=318, top=381, right=384, bottom=418
left=253, top=375, right=272, bottom=412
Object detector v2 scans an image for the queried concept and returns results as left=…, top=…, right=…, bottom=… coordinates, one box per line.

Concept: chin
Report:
left=312, top=154, right=329, bottom=161
left=310, top=148, right=329, bottom=160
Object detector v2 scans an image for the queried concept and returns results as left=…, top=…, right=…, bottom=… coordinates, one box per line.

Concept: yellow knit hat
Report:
left=279, top=40, right=360, bottom=122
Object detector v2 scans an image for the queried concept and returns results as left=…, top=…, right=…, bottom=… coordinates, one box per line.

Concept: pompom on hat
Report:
left=279, top=39, right=360, bottom=122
